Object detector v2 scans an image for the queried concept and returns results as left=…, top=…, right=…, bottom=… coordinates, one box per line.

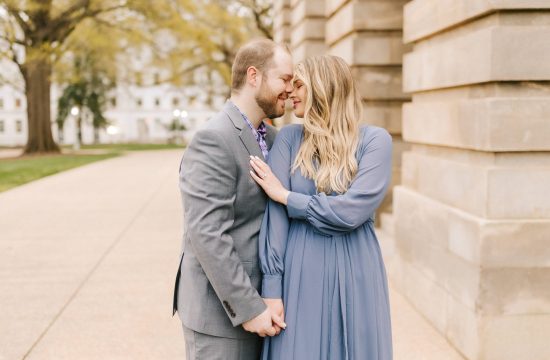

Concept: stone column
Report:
left=290, top=0, right=327, bottom=62
left=273, top=0, right=291, bottom=44
left=326, top=0, right=410, bottom=220
left=394, top=1, right=550, bottom=359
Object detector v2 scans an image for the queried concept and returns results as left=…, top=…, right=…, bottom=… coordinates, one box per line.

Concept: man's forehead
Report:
left=272, top=49, right=293, bottom=75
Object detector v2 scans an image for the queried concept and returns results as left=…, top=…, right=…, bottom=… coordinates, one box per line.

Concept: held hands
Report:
left=249, top=156, right=290, bottom=205
left=242, top=299, right=286, bottom=337
left=264, top=298, right=285, bottom=334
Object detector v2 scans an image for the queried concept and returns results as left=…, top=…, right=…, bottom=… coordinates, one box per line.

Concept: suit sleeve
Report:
left=285, top=128, right=393, bottom=236
left=180, top=129, right=266, bottom=326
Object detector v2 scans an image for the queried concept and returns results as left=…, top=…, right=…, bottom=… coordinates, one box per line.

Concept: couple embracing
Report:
left=173, top=38, right=393, bottom=360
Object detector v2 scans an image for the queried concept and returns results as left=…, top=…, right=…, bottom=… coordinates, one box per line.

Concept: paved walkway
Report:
left=0, top=150, right=464, bottom=359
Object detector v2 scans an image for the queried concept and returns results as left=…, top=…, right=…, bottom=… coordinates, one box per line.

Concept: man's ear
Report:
left=246, top=66, right=259, bottom=87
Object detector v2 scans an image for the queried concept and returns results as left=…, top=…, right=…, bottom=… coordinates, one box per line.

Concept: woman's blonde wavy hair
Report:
left=292, top=55, right=362, bottom=194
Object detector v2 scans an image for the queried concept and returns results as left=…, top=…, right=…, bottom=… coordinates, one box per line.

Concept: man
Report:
left=173, top=39, right=293, bottom=359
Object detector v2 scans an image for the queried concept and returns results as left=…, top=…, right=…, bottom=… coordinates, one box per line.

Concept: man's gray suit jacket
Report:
left=173, top=101, right=278, bottom=339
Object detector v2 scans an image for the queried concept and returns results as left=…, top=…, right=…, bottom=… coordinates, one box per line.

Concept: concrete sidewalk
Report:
left=0, top=150, right=464, bottom=359
left=0, top=150, right=186, bottom=360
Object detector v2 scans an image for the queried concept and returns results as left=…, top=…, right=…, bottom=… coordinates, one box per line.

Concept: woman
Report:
left=249, top=55, right=393, bottom=359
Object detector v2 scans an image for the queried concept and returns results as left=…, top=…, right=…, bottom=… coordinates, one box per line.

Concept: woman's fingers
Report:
left=250, top=155, right=269, bottom=174
left=250, top=170, right=263, bottom=184
left=249, top=162, right=265, bottom=180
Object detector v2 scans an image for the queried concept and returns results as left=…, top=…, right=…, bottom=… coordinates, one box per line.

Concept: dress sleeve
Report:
left=286, top=128, right=392, bottom=236
left=259, top=127, right=294, bottom=299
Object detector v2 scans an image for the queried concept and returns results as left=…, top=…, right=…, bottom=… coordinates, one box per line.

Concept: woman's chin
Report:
left=293, top=111, right=305, bottom=118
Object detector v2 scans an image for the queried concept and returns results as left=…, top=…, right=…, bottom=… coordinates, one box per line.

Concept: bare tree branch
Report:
left=48, top=3, right=130, bottom=43
left=154, top=62, right=207, bottom=86
left=2, top=3, right=32, bottom=35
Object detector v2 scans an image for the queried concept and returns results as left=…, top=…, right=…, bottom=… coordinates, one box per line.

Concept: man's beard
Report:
left=255, top=80, right=285, bottom=119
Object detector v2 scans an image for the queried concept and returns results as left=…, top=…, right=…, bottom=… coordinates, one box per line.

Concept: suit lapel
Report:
left=223, top=101, right=266, bottom=161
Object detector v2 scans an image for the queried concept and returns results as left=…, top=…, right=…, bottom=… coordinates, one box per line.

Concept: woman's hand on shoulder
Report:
left=249, top=156, right=290, bottom=205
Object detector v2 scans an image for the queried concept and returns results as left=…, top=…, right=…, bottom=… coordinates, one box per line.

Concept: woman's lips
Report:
left=293, top=101, right=300, bottom=109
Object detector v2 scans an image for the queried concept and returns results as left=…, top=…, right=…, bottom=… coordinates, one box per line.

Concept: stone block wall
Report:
left=392, top=1, right=550, bottom=359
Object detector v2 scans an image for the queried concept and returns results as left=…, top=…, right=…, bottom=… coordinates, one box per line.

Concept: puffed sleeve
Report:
left=286, top=127, right=392, bottom=236
left=259, top=126, right=296, bottom=299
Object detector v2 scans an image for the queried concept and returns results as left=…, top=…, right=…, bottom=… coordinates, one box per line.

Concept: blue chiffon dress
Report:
left=259, top=124, right=393, bottom=360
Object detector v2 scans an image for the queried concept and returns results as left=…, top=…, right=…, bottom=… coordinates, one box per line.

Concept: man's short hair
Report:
left=231, top=39, right=289, bottom=92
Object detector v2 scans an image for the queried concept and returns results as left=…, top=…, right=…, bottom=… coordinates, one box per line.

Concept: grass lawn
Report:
left=0, top=143, right=185, bottom=193
left=0, top=153, right=120, bottom=193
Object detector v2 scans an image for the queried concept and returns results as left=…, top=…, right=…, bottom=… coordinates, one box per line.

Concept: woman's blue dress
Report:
left=259, top=124, right=393, bottom=360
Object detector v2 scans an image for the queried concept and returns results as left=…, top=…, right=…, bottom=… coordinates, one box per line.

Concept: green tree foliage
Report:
left=56, top=53, right=114, bottom=144
left=0, top=0, right=273, bottom=154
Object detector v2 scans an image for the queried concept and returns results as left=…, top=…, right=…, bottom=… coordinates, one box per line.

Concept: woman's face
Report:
left=289, top=78, right=307, bottom=118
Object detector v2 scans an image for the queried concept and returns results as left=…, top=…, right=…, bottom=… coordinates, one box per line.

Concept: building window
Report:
left=172, top=97, right=180, bottom=107
left=0, top=119, right=4, bottom=133
left=0, top=98, right=4, bottom=109
left=110, top=97, right=117, bottom=107
left=154, top=73, right=160, bottom=84
left=136, top=98, right=143, bottom=107
left=155, top=98, right=160, bottom=107
left=16, top=119, right=22, bottom=133
left=15, top=98, right=22, bottom=108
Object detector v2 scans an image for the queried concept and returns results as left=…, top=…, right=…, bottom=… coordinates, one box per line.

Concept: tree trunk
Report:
left=77, top=115, right=82, bottom=144
left=22, top=58, right=60, bottom=154
left=94, top=128, right=100, bottom=144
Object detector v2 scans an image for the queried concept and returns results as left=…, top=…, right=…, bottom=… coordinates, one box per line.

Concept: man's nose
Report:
left=285, top=82, right=293, bottom=93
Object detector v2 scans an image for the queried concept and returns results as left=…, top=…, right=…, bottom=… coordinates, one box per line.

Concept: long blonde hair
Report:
left=292, top=55, right=362, bottom=194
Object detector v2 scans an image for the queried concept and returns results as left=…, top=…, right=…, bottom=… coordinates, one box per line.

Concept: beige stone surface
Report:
left=291, top=0, right=325, bottom=26
left=409, top=81, right=550, bottom=102
left=394, top=186, right=550, bottom=308
left=404, top=0, right=550, bottom=42
left=482, top=314, right=550, bottom=360
left=401, top=151, right=488, bottom=218
left=292, top=40, right=328, bottom=61
left=394, top=187, right=480, bottom=312
left=274, top=0, right=290, bottom=12
left=403, top=98, right=550, bottom=151
left=404, top=26, right=550, bottom=92
left=389, top=281, right=466, bottom=360
left=330, top=32, right=406, bottom=66
left=290, top=17, right=325, bottom=47
left=352, top=66, right=408, bottom=100
left=401, top=149, right=550, bottom=219
left=479, top=268, right=550, bottom=316
left=396, top=171, right=550, bottom=268
left=325, top=0, right=406, bottom=45
left=274, top=6, right=291, bottom=30
left=274, top=26, right=292, bottom=44
left=363, top=101, right=403, bottom=134
left=325, top=0, right=349, bottom=17
left=393, top=187, right=550, bottom=359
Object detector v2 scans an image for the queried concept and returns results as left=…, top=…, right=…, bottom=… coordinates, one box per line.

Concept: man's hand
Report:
left=242, top=306, right=286, bottom=337
left=264, top=298, right=285, bottom=335
left=242, top=308, right=276, bottom=337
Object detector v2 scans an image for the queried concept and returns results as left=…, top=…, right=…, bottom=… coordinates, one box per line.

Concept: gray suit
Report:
left=173, top=101, right=277, bottom=358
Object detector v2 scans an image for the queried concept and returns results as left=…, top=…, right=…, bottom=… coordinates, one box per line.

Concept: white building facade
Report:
left=0, top=54, right=227, bottom=147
